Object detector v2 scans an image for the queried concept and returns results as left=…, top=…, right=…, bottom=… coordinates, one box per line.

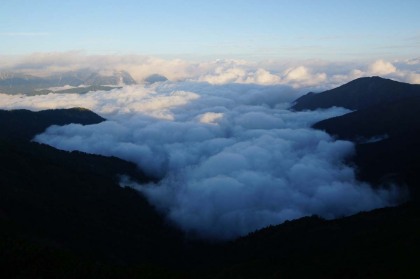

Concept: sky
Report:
left=1, top=0, right=419, bottom=60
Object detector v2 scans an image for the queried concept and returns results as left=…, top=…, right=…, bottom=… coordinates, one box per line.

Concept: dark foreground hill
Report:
left=213, top=203, right=420, bottom=279
left=0, top=109, right=189, bottom=278
left=292, top=76, right=420, bottom=111
left=0, top=108, right=105, bottom=141
left=306, top=79, right=420, bottom=201
left=1, top=103, right=420, bottom=278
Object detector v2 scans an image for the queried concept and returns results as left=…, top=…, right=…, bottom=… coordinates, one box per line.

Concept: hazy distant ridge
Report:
left=0, top=69, right=136, bottom=94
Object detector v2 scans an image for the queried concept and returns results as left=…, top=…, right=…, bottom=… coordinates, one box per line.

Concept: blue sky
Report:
left=1, top=0, right=419, bottom=60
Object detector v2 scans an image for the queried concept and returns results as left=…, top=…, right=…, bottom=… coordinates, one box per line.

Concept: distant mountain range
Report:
left=1, top=76, right=420, bottom=278
left=83, top=71, right=136, bottom=86
left=0, top=69, right=137, bottom=94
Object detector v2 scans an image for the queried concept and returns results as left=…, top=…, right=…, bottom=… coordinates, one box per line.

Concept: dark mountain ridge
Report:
left=0, top=108, right=105, bottom=141
left=292, top=76, right=420, bottom=111
left=313, top=95, right=420, bottom=141
left=313, top=96, right=420, bottom=199
left=301, top=78, right=420, bottom=199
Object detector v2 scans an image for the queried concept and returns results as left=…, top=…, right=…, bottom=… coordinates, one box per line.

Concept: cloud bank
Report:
left=1, top=52, right=419, bottom=90
left=0, top=81, right=403, bottom=239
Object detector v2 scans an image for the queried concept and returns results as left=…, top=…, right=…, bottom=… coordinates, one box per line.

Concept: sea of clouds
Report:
left=0, top=76, right=404, bottom=239
left=1, top=52, right=419, bottom=88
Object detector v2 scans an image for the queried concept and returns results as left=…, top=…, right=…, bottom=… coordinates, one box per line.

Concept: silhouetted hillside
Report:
left=0, top=108, right=105, bottom=141
left=290, top=77, right=420, bottom=201
left=313, top=96, right=420, bottom=141
left=292, top=76, right=420, bottom=111
left=210, top=203, right=420, bottom=279
left=312, top=96, right=420, bottom=199
left=0, top=108, right=187, bottom=277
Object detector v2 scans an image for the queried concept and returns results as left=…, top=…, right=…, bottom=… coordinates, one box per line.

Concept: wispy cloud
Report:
left=0, top=32, right=50, bottom=37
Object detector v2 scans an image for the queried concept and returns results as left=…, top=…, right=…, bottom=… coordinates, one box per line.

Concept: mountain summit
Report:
left=291, top=76, right=420, bottom=111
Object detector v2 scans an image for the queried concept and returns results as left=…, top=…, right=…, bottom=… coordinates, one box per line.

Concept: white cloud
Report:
left=1, top=53, right=419, bottom=90
left=284, top=66, right=310, bottom=80
left=406, top=73, right=420, bottom=84
left=248, top=68, right=282, bottom=84
left=368, top=59, right=397, bottom=75
left=197, top=112, right=224, bottom=124
left=282, top=66, right=327, bottom=88
left=199, top=66, right=247, bottom=84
